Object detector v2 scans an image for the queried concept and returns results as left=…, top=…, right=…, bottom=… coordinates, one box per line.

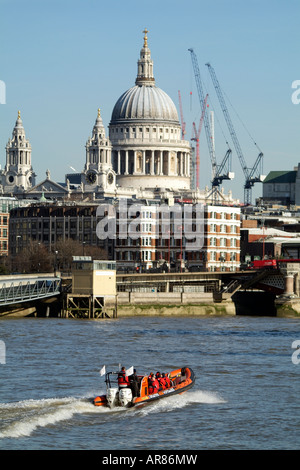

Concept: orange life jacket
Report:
left=148, top=376, right=159, bottom=393
left=118, top=371, right=129, bottom=386
left=158, top=377, right=167, bottom=389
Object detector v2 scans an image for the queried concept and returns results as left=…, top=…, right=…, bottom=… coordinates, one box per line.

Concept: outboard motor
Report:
left=119, top=388, right=133, bottom=407
left=107, top=388, right=119, bottom=408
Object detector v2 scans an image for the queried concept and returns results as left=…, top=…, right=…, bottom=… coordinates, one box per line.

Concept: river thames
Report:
left=0, top=315, right=299, bottom=450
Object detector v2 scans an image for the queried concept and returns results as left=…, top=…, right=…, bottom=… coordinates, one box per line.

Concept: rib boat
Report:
left=93, top=367, right=195, bottom=408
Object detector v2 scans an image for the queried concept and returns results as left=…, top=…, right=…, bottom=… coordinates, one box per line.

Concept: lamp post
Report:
left=167, top=229, right=171, bottom=272
left=54, top=250, right=58, bottom=276
left=16, top=235, right=21, bottom=254
left=178, top=226, right=183, bottom=273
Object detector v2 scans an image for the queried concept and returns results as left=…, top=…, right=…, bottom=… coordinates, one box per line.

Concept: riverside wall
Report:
left=116, top=292, right=236, bottom=316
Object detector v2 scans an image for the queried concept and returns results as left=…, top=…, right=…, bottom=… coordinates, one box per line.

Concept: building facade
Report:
left=262, top=164, right=300, bottom=206
left=9, top=201, right=240, bottom=272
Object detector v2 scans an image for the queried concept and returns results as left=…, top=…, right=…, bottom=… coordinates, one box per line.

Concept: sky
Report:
left=0, top=0, right=299, bottom=203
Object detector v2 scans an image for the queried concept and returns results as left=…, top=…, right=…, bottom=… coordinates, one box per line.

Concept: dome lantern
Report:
left=135, top=28, right=155, bottom=87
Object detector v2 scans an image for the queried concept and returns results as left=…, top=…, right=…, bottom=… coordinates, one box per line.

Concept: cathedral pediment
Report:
left=26, top=177, right=69, bottom=195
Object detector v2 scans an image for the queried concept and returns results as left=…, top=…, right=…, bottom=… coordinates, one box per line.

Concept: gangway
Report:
left=0, top=275, right=61, bottom=306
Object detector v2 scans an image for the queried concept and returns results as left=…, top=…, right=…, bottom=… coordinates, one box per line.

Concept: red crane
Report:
left=178, top=90, right=186, bottom=139
left=191, top=94, right=208, bottom=190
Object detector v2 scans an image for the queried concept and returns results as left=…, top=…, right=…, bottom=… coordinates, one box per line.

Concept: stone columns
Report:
left=117, top=151, right=121, bottom=174
left=159, top=151, right=163, bottom=175
left=150, top=150, right=155, bottom=175
left=142, top=150, right=146, bottom=174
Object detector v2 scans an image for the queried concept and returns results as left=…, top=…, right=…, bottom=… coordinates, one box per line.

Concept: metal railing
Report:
left=0, top=277, right=61, bottom=306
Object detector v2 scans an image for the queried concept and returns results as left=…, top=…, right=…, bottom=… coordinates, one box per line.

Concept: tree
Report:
left=14, top=241, right=52, bottom=273
left=53, top=238, right=108, bottom=272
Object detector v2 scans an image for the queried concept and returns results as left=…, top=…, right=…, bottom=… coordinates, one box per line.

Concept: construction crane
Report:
left=178, top=90, right=186, bottom=140
left=191, top=94, right=208, bottom=190
left=205, top=62, right=264, bottom=205
left=188, top=48, right=234, bottom=201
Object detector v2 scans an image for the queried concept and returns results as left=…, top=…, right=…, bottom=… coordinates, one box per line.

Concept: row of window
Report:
left=111, top=127, right=179, bottom=134
left=209, top=237, right=238, bottom=247
left=209, top=212, right=239, bottom=220
left=209, top=224, right=239, bottom=233
left=209, top=251, right=239, bottom=261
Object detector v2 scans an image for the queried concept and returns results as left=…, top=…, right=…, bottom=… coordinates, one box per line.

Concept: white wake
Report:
left=0, top=389, right=226, bottom=439
left=0, top=396, right=100, bottom=439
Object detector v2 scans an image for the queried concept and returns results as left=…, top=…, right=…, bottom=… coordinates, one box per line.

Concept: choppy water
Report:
left=0, top=315, right=299, bottom=450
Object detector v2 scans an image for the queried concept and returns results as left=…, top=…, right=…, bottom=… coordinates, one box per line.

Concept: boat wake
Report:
left=0, top=390, right=226, bottom=439
left=0, top=396, right=99, bottom=439
left=135, top=389, right=226, bottom=415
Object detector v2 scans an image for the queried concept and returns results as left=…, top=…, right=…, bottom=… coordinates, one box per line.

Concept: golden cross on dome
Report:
left=18, top=110, right=21, bottom=119
left=143, top=28, right=148, bottom=47
left=98, top=108, right=101, bottom=118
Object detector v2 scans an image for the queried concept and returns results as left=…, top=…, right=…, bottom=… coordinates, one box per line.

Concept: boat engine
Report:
left=107, top=388, right=119, bottom=408
left=119, top=388, right=133, bottom=407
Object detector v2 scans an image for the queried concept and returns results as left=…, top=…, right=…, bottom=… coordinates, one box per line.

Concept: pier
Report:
left=1, top=261, right=300, bottom=317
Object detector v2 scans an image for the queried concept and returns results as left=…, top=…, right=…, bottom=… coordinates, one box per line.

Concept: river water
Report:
left=0, top=314, right=299, bottom=451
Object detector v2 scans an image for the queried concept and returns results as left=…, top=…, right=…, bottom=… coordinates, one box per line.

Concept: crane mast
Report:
left=191, top=94, right=208, bottom=190
left=188, top=48, right=217, bottom=178
left=189, top=48, right=234, bottom=202
left=206, top=62, right=264, bottom=205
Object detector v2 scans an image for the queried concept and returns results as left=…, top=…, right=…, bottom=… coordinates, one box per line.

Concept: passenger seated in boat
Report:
left=162, top=373, right=172, bottom=388
left=148, top=372, right=160, bottom=394
left=156, top=372, right=167, bottom=390
left=118, top=367, right=130, bottom=389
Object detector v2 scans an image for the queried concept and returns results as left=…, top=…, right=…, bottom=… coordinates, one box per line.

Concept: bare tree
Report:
left=14, top=241, right=52, bottom=273
left=53, top=238, right=108, bottom=272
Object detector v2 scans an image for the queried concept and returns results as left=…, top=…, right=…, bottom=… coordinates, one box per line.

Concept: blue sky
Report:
left=0, top=0, right=299, bottom=202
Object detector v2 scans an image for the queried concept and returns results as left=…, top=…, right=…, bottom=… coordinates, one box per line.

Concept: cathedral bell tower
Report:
left=83, top=108, right=116, bottom=190
left=3, top=111, right=36, bottom=194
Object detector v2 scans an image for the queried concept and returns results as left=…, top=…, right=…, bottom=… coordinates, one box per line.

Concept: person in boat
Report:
left=162, top=373, right=172, bottom=388
left=156, top=372, right=166, bottom=390
left=118, top=366, right=130, bottom=389
left=148, top=372, right=160, bottom=394
left=128, top=369, right=139, bottom=397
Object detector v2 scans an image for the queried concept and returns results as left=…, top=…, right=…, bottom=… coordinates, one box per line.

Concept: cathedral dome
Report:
left=110, top=28, right=179, bottom=126
left=109, top=29, right=191, bottom=193
left=110, top=84, right=179, bottom=124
